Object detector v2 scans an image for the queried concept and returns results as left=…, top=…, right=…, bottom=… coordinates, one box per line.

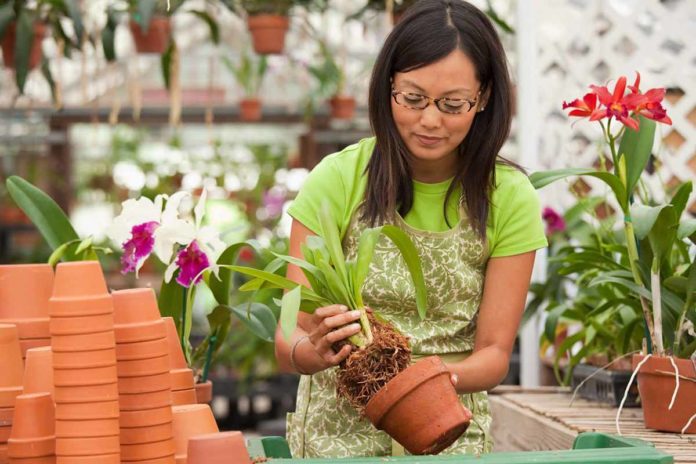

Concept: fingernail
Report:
left=350, top=323, right=361, bottom=330
left=340, top=306, right=348, bottom=312
left=350, top=310, right=361, bottom=318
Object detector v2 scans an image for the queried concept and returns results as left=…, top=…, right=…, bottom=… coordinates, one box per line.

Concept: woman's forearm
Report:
left=444, top=345, right=510, bottom=394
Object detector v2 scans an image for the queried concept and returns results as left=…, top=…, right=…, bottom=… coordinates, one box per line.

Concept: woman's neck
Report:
left=410, top=152, right=457, bottom=183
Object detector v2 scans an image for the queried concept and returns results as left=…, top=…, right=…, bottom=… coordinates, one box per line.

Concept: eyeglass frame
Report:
left=390, top=88, right=482, bottom=114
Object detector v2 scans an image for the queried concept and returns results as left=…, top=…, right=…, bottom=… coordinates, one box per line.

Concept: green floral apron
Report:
left=287, top=209, right=492, bottom=458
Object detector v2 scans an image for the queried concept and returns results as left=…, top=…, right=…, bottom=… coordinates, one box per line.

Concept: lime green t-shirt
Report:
left=288, top=137, right=547, bottom=257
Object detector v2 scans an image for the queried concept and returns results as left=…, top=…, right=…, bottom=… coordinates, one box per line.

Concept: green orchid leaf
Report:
left=136, top=0, right=159, bottom=31
left=670, top=181, right=693, bottom=218
left=553, top=331, right=584, bottom=385
left=63, top=0, right=83, bottom=42
left=239, top=277, right=265, bottom=292
left=220, top=265, right=329, bottom=305
left=102, top=7, right=118, bottom=62
left=677, top=218, right=696, bottom=242
left=161, top=40, right=175, bottom=90
left=40, top=57, right=58, bottom=104
left=544, top=303, right=569, bottom=342
left=14, top=11, right=34, bottom=94
left=6, top=176, right=80, bottom=256
left=353, top=227, right=381, bottom=303
left=280, top=285, right=302, bottom=341
left=317, top=201, right=349, bottom=286
left=588, top=274, right=652, bottom=300
left=230, top=302, right=277, bottom=342
left=632, top=204, right=678, bottom=264
left=631, top=204, right=675, bottom=240
left=48, top=240, right=78, bottom=267
left=74, top=237, right=93, bottom=255
left=208, top=242, right=248, bottom=306
left=619, top=115, right=656, bottom=197
left=189, top=10, right=219, bottom=44
left=157, top=276, right=184, bottom=322
left=314, top=253, right=352, bottom=307
left=530, top=168, right=628, bottom=211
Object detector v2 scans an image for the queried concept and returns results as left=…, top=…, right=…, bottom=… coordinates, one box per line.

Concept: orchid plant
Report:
left=531, top=73, right=696, bottom=360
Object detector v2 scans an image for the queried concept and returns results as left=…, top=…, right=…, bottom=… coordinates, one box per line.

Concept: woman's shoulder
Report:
left=493, top=162, right=530, bottom=189
left=322, top=137, right=376, bottom=170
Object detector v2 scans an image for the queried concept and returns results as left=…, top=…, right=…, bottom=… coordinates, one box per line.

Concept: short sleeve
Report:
left=287, top=155, right=346, bottom=236
left=489, top=174, right=548, bottom=258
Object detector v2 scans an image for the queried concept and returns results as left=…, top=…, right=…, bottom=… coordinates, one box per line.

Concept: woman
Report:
left=276, top=0, right=547, bottom=457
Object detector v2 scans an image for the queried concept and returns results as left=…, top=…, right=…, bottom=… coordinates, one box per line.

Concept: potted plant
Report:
left=222, top=48, right=268, bottom=121
left=305, top=35, right=355, bottom=120
left=531, top=73, right=696, bottom=433
left=0, top=0, right=83, bottom=95
left=237, top=0, right=293, bottom=55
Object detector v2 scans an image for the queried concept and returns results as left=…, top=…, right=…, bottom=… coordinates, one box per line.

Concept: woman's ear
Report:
left=477, top=88, right=491, bottom=112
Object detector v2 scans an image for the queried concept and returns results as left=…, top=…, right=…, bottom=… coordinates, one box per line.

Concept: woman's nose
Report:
left=419, top=104, right=442, bottom=129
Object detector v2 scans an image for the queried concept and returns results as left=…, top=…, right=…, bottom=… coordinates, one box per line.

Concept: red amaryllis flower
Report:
left=174, top=241, right=210, bottom=288
left=589, top=76, right=640, bottom=130
left=542, top=207, right=566, bottom=235
left=562, top=92, right=598, bottom=118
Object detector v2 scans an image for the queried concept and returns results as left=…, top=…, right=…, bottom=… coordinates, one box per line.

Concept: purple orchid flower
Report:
left=542, top=207, right=566, bottom=235
left=174, top=240, right=210, bottom=287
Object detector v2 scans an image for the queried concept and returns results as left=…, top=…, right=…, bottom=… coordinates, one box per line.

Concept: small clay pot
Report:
left=117, top=355, right=170, bottom=378
left=52, top=349, right=117, bottom=370
left=0, top=424, right=10, bottom=441
left=55, top=454, right=120, bottom=464
left=0, top=385, right=22, bottom=408
left=120, top=405, right=173, bottom=428
left=171, top=404, right=219, bottom=458
left=115, top=319, right=166, bottom=344
left=240, top=98, right=262, bottom=121
left=49, top=313, right=114, bottom=336
left=53, top=383, right=118, bottom=404
left=120, top=421, right=173, bottom=445
left=118, top=389, right=172, bottom=411
left=120, top=438, right=176, bottom=461
left=0, top=22, right=46, bottom=70
left=329, top=95, right=356, bottom=120
left=18, top=338, right=51, bottom=358
left=194, top=380, right=212, bottom=404
left=118, top=372, right=171, bottom=395
left=7, top=436, right=55, bottom=458
left=170, top=368, right=195, bottom=391
left=247, top=14, right=289, bottom=55
left=55, top=435, right=120, bottom=456
left=7, top=456, right=55, bottom=464
left=163, top=318, right=187, bottom=370
left=50, top=330, right=115, bottom=353
left=0, top=405, right=14, bottom=423
left=364, top=356, right=472, bottom=455
left=54, top=418, right=119, bottom=438
left=0, top=318, right=50, bottom=339
left=9, top=392, right=54, bottom=439
left=51, top=261, right=108, bottom=298
left=171, top=389, right=196, bottom=406
left=187, top=431, right=250, bottom=464
left=633, top=354, right=696, bottom=434
left=116, top=337, right=168, bottom=361
left=0, top=324, right=24, bottom=387
left=54, top=400, right=120, bottom=421
left=52, top=364, right=117, bottom=387
left=112, top=288, right=162, bottom=326
left=129, top=16, right=171, bottom=54
left=0, top=264, right=53, bottom=319
left=48, top=295, right=113, bottom=318
left=22, top=347, right=54, bottom=395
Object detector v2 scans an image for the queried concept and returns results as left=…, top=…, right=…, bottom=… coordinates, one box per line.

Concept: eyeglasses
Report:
left=391, top=89, right=480, bottom=114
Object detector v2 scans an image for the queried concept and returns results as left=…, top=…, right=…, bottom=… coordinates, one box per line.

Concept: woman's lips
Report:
left=415, top=134, right=443, bottom=146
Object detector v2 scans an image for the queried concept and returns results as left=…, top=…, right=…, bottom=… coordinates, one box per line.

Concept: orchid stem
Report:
left=201, top=329, right=217, bottom=383
left=180, top=285, right=188, bottom=361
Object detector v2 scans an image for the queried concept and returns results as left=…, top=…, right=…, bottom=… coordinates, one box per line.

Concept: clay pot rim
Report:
left=247, top=14, right=290, bottom=27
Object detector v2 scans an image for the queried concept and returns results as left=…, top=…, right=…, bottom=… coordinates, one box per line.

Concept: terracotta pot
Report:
left=52, top=364, right=117, bottom=387
left=118, top=355, right=170, bottom=378
left=120, top=421, right=173, bottom=445
left=53, top=383, right=118, bottom=404
left=118, top=372, right=171, bottom=395
left=54, top=418, right=119, bottom=438
left=9, top=456, right=55, bottom=464
left=50, top=330, right=115, bottom=353
left=170, top=389, right=196, bottom=406
left=171, top=404, right=218, bottom=459
left=364, top=356, right=471, bottom=455
left=54, top=400, right=120, bottom=421
left=163, top=318, right=187, bottom=370
left=329, top=96, right=356, bottom=120
left=55, top=454, right=120, bottom=464
left=130, top=16, right=171, bottom=54
left=0, top=264, right=53, bottom=319
left=115, top=319, right=166, bottom=344
left=7, top=436, right=54, bottom=459
left=3, top=319, right=50, bottom=340
left=120, top=438, right=175, bottom=461
left=116, top=337, right=169, bottom=361
left=0, top=424, right=10, bottom=442
left=112, top=289, right=161, bottom=326
left=240, top=98, right=262, bottom=121
left=0, top=22, right=46, bottom=70
left=18, top=338, right=51, bottom=359
left=52, top=349, right=116, bottom=369
left=194, top=381, right=212, bottom=404
left=49, top=313, right=114, bottom=336
left=55, top=435, right=120, bottom=456
left=633, top=354, right=696, bottom=433
left=120, top=405, right=173, bottom=428
left=51, top=261, right=108, bottom=299
left=119, top=389, right=172, bottom=411
left=187, top=431, right=250, bottom=464
left=0, top=405, right=14, bottom=422
left=0, top=386, right=22, bottom=408
left=22, top=347, right=54, bottom=396
left=247, top=14, right=289, bottom=55
left=170, top=368, right=195, bottom=391
left=9, top=392, right=54, bottom=440
left=0, top=324, right=24, bottom=387
left=48, top=295, right=113, bottom=318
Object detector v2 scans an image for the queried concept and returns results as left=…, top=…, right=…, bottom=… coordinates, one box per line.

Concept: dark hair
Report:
left=362, top=0, right=516, bottom=238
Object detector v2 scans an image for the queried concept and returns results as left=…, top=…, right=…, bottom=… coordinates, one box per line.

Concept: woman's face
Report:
left=391, top=48, right=484, bottom=181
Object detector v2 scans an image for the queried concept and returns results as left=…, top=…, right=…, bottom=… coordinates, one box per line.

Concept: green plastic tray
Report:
left=247, top=432, right=673, bottom=463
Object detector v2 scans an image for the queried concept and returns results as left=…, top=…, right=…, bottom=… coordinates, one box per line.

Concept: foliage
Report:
left=222, top=48, right=268, bottom=98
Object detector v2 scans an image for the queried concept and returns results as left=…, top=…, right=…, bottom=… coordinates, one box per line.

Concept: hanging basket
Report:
left=0, top=21, right=46, bottom=70
left=247, top=14, right=289, bottom=55
left=130, top=16, right=171, bottom=54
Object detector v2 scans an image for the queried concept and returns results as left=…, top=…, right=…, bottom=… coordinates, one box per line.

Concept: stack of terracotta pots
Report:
left=0, top=264, right=53, bottom=359
left=0, top=324, right=24, bottom=464
left=163, top=318, right=197, bottom=406
left=49, top=262, right=121, bottom=463
left=23, top=347, right=54, bottom=396
left=7, top=392, right=55, bottom=463
left=113, top=289, right=176, bottom=463
left=172, top=404, right=219, bottom=464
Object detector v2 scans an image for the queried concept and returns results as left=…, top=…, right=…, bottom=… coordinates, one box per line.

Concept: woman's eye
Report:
left=443, top=100, right=465, bottom=111
left=404, top=95, right=425, bottom=104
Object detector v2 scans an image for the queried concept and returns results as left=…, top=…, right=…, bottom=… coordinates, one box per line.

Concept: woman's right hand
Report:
left=304, top=304, right=364, bottom=368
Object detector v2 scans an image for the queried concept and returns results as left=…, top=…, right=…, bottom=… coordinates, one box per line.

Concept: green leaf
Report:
left=157, top=277, right=184, bottom=321
left=677, top=218, right=696, bottom=241
left=208, top=242, right=247, bottom=306
left=619, top=115, right=656, bottom=197
left=63, top=0, right=83, bottom=42
left=317, top=201, right=349, bottom=286
left=14, top=11, right=34, bottom=94
left=101, top=8, right=118, bottom=62
left=530, top=168, right=628, bottom=211
left=280, top=285, right=302, bottom=341
left=315, top=253, right=353, bottom=307
left=670, top=181, right=693, bottom=218
left=6, top=176, right=80, bottom=254
left=48, top=240, right=77, bottom=267
left=632, top=204, right=674, bottom=240
left=136, top=0, right=159, bottom=31
left=189, top=10, right=219, bottom=44
left=353, top=227, right=380, bottom=304
left=589, top=274, right=653, bottom=300
left=161, top=40, right=175, bottom=90
left=75, top=236, right=93, bottom=255
left=40, top=57, right=58, bottom=104
left=632, top=204, right=678, bottom=265
left=0, top=2, right=15, bottom=40
left=544, top=303, right=569, bottom=342
left=221, top=265, right=329, bottom=306
left=230, top=302, right=277, bottom=342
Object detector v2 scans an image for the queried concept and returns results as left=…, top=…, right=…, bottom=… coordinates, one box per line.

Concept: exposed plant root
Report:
left=335, top=313, right=411, bottom=414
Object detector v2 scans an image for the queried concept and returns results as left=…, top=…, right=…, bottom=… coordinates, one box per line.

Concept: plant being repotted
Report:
left=532, top=72, right=696, bottom=433
left=225, top=203, right=472, bottom=455
left=222, top=47, right=268, bottom=121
